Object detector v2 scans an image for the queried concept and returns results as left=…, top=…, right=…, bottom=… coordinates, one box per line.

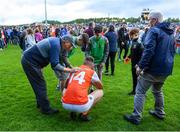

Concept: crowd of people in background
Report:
left=0, top=21, right=180, bottom=53
left=0, top=11, right=179, bottom=124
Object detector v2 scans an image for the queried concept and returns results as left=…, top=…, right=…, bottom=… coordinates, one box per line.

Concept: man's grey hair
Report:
left=149, top=11, right=163, bottom=22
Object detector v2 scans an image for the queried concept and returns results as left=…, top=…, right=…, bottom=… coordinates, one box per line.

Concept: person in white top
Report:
left=25, top=28, right=36, bottom=50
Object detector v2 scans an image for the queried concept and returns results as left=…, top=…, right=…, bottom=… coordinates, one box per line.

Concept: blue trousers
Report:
left=21, top=56, right=51, bottom=111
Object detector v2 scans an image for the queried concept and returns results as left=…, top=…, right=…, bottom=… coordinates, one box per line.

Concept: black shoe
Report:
left=149, top=110, right=165, bottom=120
left=128, top=91, right=135, bottom=96
left=70, top=112, right=77, bottom=120
left=78, top=113, right=92, bottom=121
left=124, top=114, right=140, bottom=125
left=41, top=108, right=59, bottom=115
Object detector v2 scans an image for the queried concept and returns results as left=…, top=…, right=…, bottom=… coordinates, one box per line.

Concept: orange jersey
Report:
left=62, top=65, right=95, bottom=105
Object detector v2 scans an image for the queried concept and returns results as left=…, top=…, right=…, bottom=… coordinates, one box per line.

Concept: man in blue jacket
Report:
left=124, top=11, right=176, bottom=125
left=21, top=35, right=78, bottom=115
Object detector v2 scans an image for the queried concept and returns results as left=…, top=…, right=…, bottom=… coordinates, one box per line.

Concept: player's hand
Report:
left=70, top=67, right=81, bottom=73
left=136, top=65, right=143, bottom=76
left=125, top=57, right=130, bottom=61
left=124, top=57, right=130, bottom=64
left=135, top=64, right=138, bottom=69
left=121, top=42, right=125, bottom=45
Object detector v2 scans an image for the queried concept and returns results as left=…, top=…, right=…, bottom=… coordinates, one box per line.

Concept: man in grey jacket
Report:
left=21, top=35, right=78, bottom=115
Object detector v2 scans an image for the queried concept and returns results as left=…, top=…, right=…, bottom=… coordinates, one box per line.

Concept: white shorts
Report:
left=62, top=95, right=94, bottom=113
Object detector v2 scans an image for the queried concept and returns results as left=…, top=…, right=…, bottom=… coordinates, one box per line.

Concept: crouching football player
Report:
left=61, top=56, right=103, bottom=121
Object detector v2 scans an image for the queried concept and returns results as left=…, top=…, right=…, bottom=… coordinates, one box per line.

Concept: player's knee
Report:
left=98, top=89, right=104, bottom=98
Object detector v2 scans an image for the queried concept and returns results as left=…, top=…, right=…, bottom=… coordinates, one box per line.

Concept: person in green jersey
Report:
left=86, top=25, right=109, bottom=80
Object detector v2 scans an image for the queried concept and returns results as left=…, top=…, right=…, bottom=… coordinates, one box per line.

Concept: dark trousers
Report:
left=105, top=52, right=116, bottom=75
left=132, top=64, right=137, bottom=93
left=21, top=56, right=50, bottom=111
left=120, top=44, right=128, bottom=59
left=0, top=39, right=4, bottom=49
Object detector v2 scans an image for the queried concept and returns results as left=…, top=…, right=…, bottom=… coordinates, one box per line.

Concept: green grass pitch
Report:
left=0, top=45, right=180, bottom=131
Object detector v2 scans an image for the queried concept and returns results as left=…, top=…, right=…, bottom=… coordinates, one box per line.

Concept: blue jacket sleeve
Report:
left=49, top=39, right=60, bottom=68
left=138, top=28, right=158, bottom=70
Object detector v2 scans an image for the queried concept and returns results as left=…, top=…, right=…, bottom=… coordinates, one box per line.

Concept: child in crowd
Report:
left=127, top=28, right=144, bottom=95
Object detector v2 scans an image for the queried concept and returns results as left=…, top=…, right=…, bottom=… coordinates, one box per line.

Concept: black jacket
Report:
left=117, top=27, right=129, bottom=47
left=128, top=38, right=144, bottom=66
